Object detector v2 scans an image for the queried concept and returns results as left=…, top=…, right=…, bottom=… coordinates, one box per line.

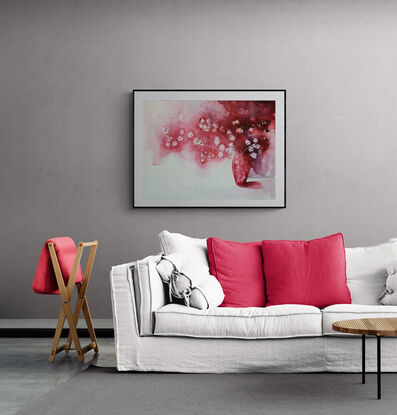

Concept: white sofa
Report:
left=110, top=242, right=397, bottom=373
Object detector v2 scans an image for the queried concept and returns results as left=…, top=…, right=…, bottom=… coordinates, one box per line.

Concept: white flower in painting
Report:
left=237, top=128, right=244, bottom=134
left=179, top=129, right=185, bottom=135
left=219, top=144, right=225, bottom=151
left=249, top=127, right=254, bottom=132
left=178, top=136, right=183, bottom=141
left=187, top=131, right=194, bottom=138
left=200, top=118, right=205, bottom=123
left=165, top=142, right=170, bottom=148
left=172, top=141, right=178, bottom=147
left=253, top=138, right=258, bottom=143
left=248, top=146, right=254, bottom=152
left=206, top=118, right=210, bottom=124
left=229, top=135, right=235, bottom=141
left=162, top=127, right=168, bottom=134
left=218, top=152, right=223, bottom=158
left=214, top=136, right=220, bottom=146
left=226, top=129, right=232, bottom=135
left=245, top=139, right=251, bottom=146
left=228, top=142, right=234, bottom=147
left=167, top=136, right=173, bottom=141
left=226, top=147, right=235, bottom=155
left=254, top=144, right=260, bottom=149
left=200, top=158, right=205, bottom=163
left=250, top=152, right=257, bottom=159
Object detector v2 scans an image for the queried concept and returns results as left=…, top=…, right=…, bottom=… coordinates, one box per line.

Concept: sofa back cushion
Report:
left=262, top=233, right=351, bottom=308
left=207, top=237, right=266, bottom=307
left=159, top=230, right=210, bottom=283
left=346, top=241, right=397, bottom=304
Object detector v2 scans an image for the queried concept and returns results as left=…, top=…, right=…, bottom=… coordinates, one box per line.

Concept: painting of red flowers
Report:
left=133, top=90, right=285, bottom=207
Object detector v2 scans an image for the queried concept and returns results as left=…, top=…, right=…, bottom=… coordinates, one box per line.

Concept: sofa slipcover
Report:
left=111, top=261, right=397, bottom=372
left=322, top=304, right=397, bottom=335
left=154, top=303, right=322, bottom=339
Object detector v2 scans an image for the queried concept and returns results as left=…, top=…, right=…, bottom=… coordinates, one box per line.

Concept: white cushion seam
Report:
left=323, top=310, right=397, bottom=314
left=153, top=333, right=322, bottom=339
left=155, top=311, right=320, bottom=318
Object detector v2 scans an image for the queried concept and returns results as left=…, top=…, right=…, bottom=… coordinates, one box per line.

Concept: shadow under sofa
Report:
left=110, top=256, right=397, bottom=373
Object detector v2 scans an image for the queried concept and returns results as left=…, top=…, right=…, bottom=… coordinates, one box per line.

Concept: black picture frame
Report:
left=132, top=89, right=286, bottom=208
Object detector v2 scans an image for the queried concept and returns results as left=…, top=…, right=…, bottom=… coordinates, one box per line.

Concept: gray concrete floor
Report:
left=0, top=337, right=116, bottom=415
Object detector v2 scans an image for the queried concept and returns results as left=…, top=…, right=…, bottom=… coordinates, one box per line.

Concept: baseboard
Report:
left=0, top=328, right=114, bottom=338
left=0, top=319, right=114, bottom=338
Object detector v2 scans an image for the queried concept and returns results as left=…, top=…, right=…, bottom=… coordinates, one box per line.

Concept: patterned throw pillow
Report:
left=156, top=253, right=224, bottom=310
left=378, top=263, right=397, bottom=305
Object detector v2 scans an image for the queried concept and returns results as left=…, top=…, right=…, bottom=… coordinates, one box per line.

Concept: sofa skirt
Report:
left=111, top=266, right=397, bottom=373
left=115, top=335, right=397, bottom=373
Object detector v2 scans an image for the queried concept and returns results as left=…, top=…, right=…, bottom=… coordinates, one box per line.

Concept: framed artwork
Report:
left=133, top=90, right=286, bottom=207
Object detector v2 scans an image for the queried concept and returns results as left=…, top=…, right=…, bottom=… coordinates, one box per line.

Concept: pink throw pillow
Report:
left=261, top=233, right=351, bottom=308
left=207, top=237, right=266, bottom=307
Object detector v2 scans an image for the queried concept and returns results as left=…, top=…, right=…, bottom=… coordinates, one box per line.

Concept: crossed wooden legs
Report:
left=48, top=241, right=99, bottom=362
left=62, top=283, right=99, bottom=355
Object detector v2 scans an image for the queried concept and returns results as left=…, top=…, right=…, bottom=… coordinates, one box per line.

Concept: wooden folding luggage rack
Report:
left=48, top=240, right=98, bottom=362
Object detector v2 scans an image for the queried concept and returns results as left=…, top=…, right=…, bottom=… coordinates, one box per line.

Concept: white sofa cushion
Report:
left=345, top=241, right=397, bottom=304
left=154, top=304, right=322, bottom=339
left=323, top=303, right=397, bottom=335
left=159, top=230, right=210, bottom=282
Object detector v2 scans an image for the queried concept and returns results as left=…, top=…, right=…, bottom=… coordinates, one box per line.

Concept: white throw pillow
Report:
left=159, top=230, right=210, bottom=285
left=346, top=241, right=397, bottom=304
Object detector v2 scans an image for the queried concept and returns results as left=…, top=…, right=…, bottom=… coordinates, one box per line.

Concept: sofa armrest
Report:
left=133, top=255, right=168, bottom=335
left=111, top=255, right=167, bottom=337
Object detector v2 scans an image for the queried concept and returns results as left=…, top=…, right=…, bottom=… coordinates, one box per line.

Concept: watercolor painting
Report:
left=133, top=90, right=285, bottom=207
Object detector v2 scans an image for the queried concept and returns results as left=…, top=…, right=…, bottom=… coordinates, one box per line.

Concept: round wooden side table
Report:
left=332, top=318, right=397, bottom=399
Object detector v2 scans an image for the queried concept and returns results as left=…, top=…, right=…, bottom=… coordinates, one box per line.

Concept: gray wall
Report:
left=1, top=0, right=397, bottom=318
